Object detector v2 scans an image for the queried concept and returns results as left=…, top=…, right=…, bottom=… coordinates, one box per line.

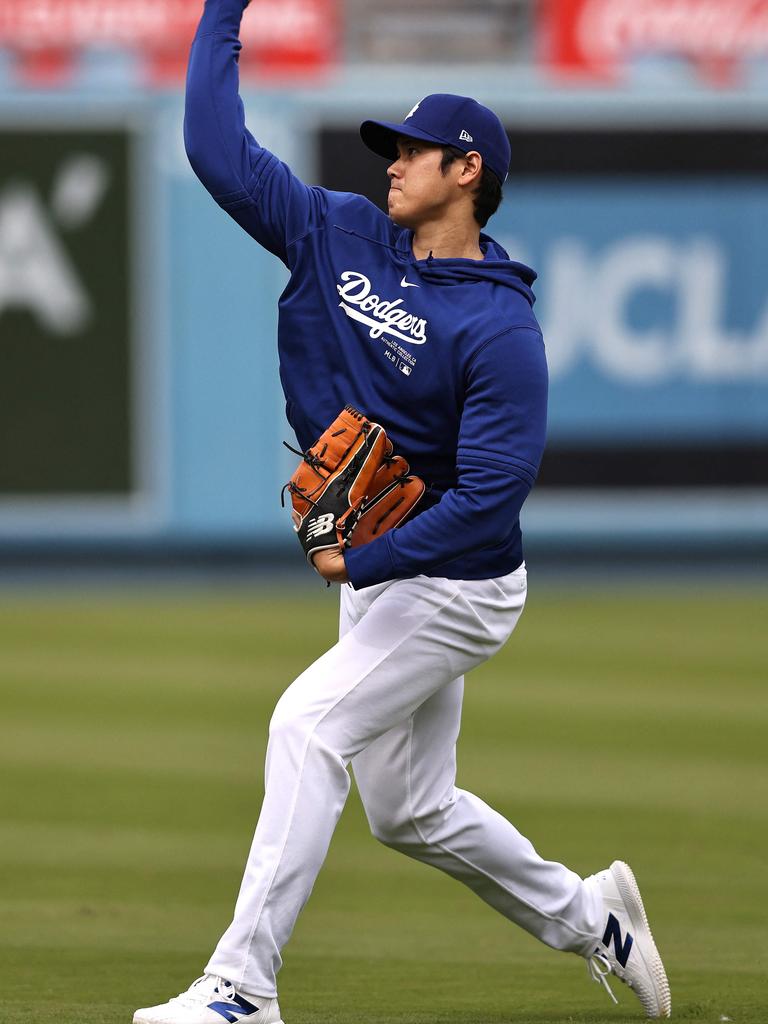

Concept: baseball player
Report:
left=134, top=1, right=671, bottom=1021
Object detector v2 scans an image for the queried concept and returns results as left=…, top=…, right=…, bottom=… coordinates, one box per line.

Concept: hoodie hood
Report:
left=396, top=230, right=537, bottom=306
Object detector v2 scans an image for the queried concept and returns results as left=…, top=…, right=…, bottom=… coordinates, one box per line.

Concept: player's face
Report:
left=387, top=138, right=456, bottom=228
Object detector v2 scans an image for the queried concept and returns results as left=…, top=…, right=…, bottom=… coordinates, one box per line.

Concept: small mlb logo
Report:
left=400, top=364, right=412, bottom=376
left=459, top=129, right=473, bottom=143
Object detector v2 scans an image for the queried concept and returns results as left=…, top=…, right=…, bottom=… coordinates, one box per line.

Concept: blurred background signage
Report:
left=539, top=0, right=768, bottom=85
left=0, top=0, right=336, bottom=85
left=0, top=0, right=765, bottom=543
left=0, top=127, right=133, bottom=497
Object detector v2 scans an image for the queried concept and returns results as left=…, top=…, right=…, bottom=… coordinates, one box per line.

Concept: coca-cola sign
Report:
left=0, top=0, right=336, bottom=85
left=540, top=0, right=768, bottom=85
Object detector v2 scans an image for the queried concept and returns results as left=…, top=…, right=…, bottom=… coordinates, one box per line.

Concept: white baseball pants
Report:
left=206, top=567, right=603, bottom=998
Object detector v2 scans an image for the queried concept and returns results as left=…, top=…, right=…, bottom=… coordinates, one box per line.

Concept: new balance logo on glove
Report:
left=305, top=513, right=335, bottom=539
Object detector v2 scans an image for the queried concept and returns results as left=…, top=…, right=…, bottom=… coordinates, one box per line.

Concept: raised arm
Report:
left=184, top=0, right=327, bottom=263
left=343, top=327, right=549, bottom=589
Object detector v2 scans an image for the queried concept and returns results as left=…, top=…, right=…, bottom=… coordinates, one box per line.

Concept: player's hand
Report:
left=312, top=547, right=349, bottom=584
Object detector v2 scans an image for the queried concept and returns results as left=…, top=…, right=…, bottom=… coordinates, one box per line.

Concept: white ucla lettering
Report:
left=502, top=235, right=768, bottom=382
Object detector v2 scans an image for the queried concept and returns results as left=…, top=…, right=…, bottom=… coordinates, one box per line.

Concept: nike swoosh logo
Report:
left=400, top=276, right=420, bottom=288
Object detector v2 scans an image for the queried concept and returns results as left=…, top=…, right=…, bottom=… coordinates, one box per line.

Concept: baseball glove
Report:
left=282, top=405, right=425, bottom=567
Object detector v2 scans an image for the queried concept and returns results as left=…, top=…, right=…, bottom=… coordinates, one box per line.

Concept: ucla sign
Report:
left=496, top=174, right=768, bottom=460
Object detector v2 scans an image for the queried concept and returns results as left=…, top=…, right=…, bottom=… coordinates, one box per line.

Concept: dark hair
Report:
left=440, top=145, right=503, bottom=228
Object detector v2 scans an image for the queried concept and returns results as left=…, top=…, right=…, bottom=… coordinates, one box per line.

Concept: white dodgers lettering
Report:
left=337, top=271, right=428, bottom=345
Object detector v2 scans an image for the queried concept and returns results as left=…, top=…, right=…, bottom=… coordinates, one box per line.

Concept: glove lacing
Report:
left=279, top=426, right=365, bottom=510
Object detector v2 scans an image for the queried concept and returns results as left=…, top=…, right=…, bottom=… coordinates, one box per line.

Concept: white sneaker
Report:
left=133, top=975, right=284, bottom=1024
left=585, top=860, right=671, bottom=1018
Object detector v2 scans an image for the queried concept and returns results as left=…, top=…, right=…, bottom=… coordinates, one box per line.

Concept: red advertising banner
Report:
left=0, top=0, right=336, bottom=86
left=539, top=0, right=768, bottom=86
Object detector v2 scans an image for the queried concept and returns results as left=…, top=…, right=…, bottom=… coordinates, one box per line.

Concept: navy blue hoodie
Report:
left=185, top=0, right=548, bottom=590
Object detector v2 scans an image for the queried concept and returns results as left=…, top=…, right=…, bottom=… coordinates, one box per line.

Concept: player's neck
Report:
left=411, top=217, right=483, bottom=262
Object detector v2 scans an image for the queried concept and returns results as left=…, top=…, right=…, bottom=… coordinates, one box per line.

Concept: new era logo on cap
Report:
left=360, top=93, right=511, bottom=184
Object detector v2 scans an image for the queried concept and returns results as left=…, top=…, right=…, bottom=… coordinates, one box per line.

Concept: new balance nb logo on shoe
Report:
left=132, top=973, right=284, bottom=1024
left=208, top=996, right=259, bottom=1023
left=602, top=911, right=633, bottom=968
left=585, top=861, right=670, bottom=1017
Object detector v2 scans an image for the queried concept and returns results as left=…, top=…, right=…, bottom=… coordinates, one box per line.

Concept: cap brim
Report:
left=360, top=119, right=449, bottom=161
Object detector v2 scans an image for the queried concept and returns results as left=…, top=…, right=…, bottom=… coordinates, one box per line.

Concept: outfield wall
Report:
left=1, top=76, right=766, bottom=550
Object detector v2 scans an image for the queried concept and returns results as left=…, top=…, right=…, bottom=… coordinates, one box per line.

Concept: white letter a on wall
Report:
left=0, top=185, right=91, bottom=336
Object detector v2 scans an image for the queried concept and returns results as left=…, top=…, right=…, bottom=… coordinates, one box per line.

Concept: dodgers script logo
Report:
left=337, top=271, right=428, bottom=345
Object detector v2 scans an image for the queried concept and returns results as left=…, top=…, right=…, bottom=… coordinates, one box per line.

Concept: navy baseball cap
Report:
left=360, top=93, right=511, bottom=185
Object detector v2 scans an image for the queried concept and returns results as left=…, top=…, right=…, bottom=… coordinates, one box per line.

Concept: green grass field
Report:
left=2, top=582, right=766, bottom=1024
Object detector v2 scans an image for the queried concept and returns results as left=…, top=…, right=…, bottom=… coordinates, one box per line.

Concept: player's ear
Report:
left=459, top=151, right=483, bottom=187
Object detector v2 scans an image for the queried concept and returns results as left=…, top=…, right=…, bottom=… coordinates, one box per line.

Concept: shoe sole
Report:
left=133, top=1017, right=285, bottom=1024
left=611, top=860, right=671, bottom=1018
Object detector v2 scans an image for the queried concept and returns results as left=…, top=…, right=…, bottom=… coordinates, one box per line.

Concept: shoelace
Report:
left=587, top=953, right=619, bottom=1005
left=173, top=975, right=232, bottom=1007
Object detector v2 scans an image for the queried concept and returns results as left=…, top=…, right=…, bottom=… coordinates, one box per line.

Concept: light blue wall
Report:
left=166, top=135, right=284, bottom=538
